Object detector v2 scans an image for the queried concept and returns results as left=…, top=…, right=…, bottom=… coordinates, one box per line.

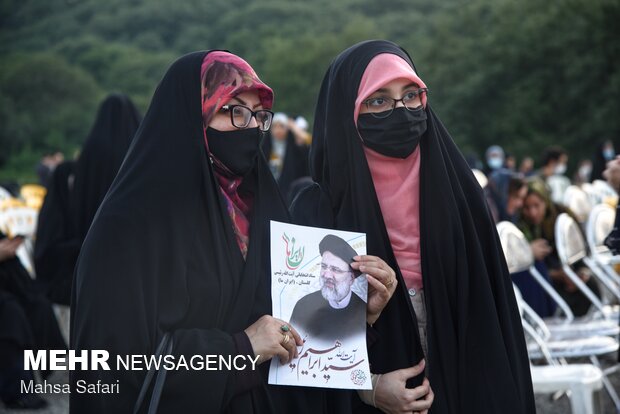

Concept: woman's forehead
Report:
left=230, top=90, right=262, bottom=107
left=369, top=77, right=419, bottom=93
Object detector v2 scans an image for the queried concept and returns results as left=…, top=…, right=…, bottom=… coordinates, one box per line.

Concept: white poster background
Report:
left=268, top=220, right=371, bottom=390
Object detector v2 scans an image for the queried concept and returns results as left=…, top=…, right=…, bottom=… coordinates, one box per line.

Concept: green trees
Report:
left=417, top=0, right=620, bottom=167
left=1, top=0, right=617, bottom=181
left=0, top=53, right=101, bottom=177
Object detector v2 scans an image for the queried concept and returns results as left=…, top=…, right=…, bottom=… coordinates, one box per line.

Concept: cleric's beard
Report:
left=320, top=277, right=349, bottom=302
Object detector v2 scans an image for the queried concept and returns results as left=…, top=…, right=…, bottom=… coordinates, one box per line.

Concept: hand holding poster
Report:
left=268, top=220, right=371, bottom=390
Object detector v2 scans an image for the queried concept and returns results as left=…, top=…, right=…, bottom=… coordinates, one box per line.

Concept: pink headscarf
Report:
left=200, top=51, right=273, bottom=259
left=356, top=53, right=427, bottom=290
left=354, top=53, right=426, bottom=125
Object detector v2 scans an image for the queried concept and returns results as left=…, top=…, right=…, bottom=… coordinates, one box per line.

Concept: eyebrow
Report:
left=402, top=82, right=419, bottom=91
left=231, top=96, right=262, bottom=110
left=372, top=82, right=419, bottom=94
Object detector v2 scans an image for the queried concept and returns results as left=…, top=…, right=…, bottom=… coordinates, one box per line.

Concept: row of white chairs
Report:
left=498, top=204, right=620, bottom=413
left=559, top=179, right=618, bottom=224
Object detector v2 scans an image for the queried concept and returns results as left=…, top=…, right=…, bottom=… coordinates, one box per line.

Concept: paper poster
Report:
left=268, top=220, right=371, bottom=390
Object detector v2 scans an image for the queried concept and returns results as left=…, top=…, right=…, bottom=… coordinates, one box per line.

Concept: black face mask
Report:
left=357, top=107, right=428, bottom=158
left=206, top=127, right=261, bottom=176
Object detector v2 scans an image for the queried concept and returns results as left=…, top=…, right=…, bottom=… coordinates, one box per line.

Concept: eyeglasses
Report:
left=320, top=263, right=351, bottom=275
left=220, top=104, right=274, bottom=132
left=362, top=88, right=428, bottom=119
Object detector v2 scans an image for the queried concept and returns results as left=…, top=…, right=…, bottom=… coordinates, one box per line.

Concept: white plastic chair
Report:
left=513, top=287, right=609, bottom=413
left=531, top=364, right=603, bottom=414
left=555, top=213, right=620, bottom=318
left=586, top=204, right=620, bottom=286
left=0, top=186, right=12, bottom=202
left=563, top=185, right=593, bottom=224
left=514, top=286, right=620, bottom=412
left=496, top=221, right=619, bottom=338
left=547, top=175, right=571, bottom=205
left=582, top=182, right=601, bottom=206
left=592, top=180, right=619, bottom=204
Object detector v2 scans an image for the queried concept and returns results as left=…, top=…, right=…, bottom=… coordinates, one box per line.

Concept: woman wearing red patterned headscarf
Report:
left=70, top=51, right=355, bottom=413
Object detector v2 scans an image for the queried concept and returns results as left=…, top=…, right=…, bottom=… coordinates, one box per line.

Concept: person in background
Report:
left=518, top=179, right=599, bottom=316
left=483, top=173, right=557, bottom=317
left=293, top=115, right=312, bottom=145
left=573, top=159, right=593, bottom=186
left=519, top=156, right=535, bottom=177
left=538, top=146, right=568, bottom=181
left=498, top=177, right=558, bottom=318
left=505, top=176, right=528, bottom=221
left=591, top=139, right=616, bottom=182
left=73, top=94, right=142, bottom=242
left=34, top=160, right=78, bottom=306
left=35, top=151, right=64, bottom=188
left=0, top=233, right=65, bottom=410
left=488, top=174, right=528, bottom=224
left=261, top=112, right=310, bottom=198
left=486, top=167, right=517, bottom=222
left=538, top=146, right=570, bottom=204
left=485, top=148, right=518, bottom=222
left=34, top=94, right=141, bottom=306
left=484, top=145, right=505, bottom=175
left=504, top=152, right=516, bottom=171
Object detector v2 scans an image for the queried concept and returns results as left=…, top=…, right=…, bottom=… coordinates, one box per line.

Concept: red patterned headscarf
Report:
left=200, top=51, right=274, bottom=258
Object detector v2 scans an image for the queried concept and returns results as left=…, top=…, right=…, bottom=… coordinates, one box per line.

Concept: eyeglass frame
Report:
left=361, top=87, right=429, bottom=119
left=220, top=104, right=274, bottom=132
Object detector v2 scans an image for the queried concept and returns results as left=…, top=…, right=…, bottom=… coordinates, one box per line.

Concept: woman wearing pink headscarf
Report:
left=292, top=40, right=535, bottom=413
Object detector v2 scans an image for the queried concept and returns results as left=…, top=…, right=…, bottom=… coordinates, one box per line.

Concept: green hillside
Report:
left=1, top=0, right=618, bottom=181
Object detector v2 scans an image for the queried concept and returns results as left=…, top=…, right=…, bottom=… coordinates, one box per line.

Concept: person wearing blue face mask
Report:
left=484, top=145, right=516, bottom=223
left=604, top=149, right=616, bottom=161
left=484, top=145, right=506, bottom=174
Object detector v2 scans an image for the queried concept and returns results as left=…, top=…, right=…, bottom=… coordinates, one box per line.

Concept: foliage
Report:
left=0, top=0, right=618, bottom=181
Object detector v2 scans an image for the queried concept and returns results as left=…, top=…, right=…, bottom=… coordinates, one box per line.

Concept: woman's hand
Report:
left=244, top=315, right=302, bottom=365
left=374, top=360, right=434, bottom=414
left=530, top=239, right=552, bottom=261
left=0, top=237, right=24, bottom=263
left=350, top=255, right=397, bottom=325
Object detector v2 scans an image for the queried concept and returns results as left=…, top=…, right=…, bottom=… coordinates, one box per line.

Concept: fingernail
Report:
left=359, top=265, right=365, bottom=272
left=353, top=256, right=360, bottom=260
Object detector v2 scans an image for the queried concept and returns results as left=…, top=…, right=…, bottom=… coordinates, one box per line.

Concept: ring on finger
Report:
left=385, top=277, right=395, bottom=288
left=281, top=334, right=290, bottom=345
